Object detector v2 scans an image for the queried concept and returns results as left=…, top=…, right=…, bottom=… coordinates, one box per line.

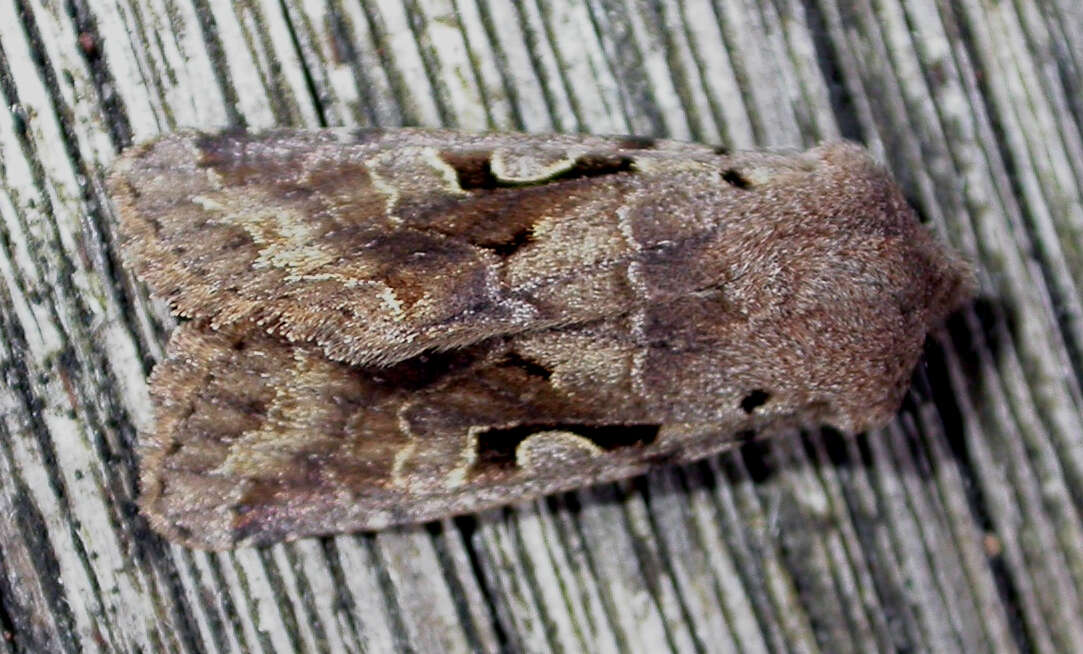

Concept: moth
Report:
left=108, top=128, right=975, bottom=549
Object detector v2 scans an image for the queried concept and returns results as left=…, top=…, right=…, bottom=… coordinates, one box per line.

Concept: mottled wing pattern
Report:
left=114, top=129, right=977, bottom=548
left=141, top=320, right=748, bottom=549
left=111, top=129, right=825, bottom=366
left=146, top=281, right=962, bottom=548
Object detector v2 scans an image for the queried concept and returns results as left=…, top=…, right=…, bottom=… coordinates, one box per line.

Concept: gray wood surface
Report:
left=2, top=0, right=1082, bottom=652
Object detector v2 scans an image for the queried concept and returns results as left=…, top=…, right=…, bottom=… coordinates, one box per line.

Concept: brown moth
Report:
left=108, top=128, right=975, bottom=549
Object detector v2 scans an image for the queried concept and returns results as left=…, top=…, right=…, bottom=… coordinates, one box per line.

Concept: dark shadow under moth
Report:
left=108, top=128, right=975, bottom=549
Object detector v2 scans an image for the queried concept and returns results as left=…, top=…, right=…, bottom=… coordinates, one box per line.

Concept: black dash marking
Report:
left=555, top=155, right=635, bottom=180
left=722, top=169, right=750, bottom=189
left=443, top=151, right=636, bottom=191
left=442, top=151, right=501, bottom=189
left=475, top=424, right=661, bottom=469
left=740, top=389, right=770, bottom=414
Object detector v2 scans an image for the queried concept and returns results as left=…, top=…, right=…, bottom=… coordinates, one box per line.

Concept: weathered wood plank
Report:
left=2, top=0, right=1082, bottom=652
